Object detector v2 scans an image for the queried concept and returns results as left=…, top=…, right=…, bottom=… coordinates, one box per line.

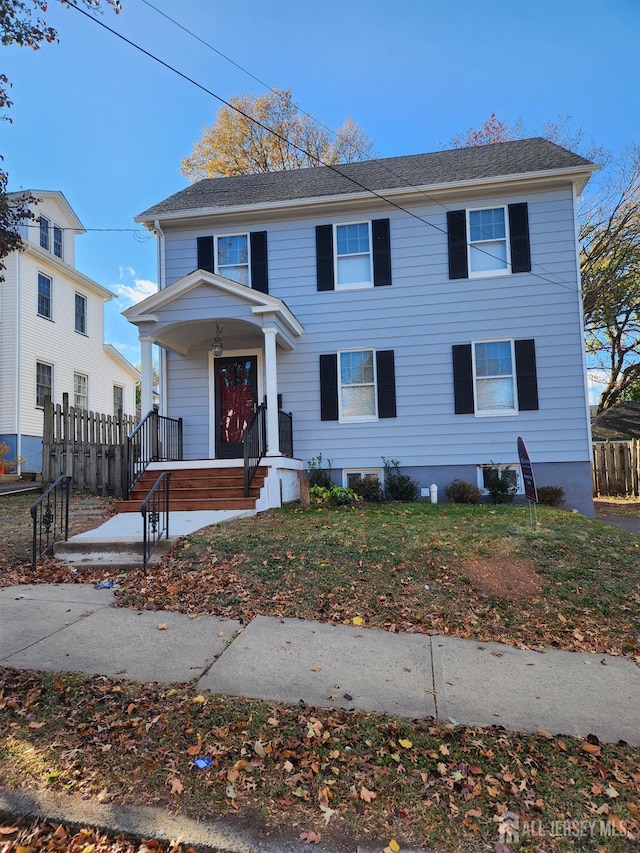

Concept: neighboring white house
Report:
left=0, top=190, right=140, bottom=473
left=127, top=139, right=597, bottom=515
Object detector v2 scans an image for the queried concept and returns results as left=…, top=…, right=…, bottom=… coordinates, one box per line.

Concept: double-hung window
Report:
left=335, top=222, right=373, bottom=288
left=216, top=234, right=249, bottom=285
left=113, top=385, right=124, bottom=418
left=472, top=340, right=516, bottom=414
left=36, top=361, right=52, bottom=408
left=39, top=216, right=50, bottom=251
left=37, top=273, right=52, bottom=319
left=53, top=225, right=63, bottom=259
left=339, top=349, right=377, bottom=421
left=468, top=207, right=509, bottom=275
left=74, top=372, right=88, bottom=411
left=75, top=292, right=87, bottom=334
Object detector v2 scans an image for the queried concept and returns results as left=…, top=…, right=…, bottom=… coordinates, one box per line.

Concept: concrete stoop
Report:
left=53, top=536, right=175, bottom=571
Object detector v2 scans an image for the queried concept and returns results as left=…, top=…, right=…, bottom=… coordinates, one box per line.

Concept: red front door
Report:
left=214, top=356, right=258, bottom=458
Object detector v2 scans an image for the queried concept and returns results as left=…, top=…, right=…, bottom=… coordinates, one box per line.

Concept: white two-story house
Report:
left=0, top=190, right=139, bottom=474
left=126, top=138, right=596, bottom=515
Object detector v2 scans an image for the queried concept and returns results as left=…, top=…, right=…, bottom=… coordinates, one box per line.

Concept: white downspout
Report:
left=154, top=218, right=166, bottom=416
left=15, top=251, right=22, bottom=476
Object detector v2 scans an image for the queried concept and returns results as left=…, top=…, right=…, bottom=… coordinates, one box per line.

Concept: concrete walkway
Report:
left=1, top=583, right=638, bottom=746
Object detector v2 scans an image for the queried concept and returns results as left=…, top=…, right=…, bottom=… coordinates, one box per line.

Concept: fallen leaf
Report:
left=360, top=786, right=376, bottom=802
left=310, top=667, right=322, bottom=672
left=386, top=841, right=400, bottom=853
left=28, top=721, right=46, bottom=729
left=254, top=740, right=266, bottom=758
left=352, top=616, right=364, bottom=626
left=157, top=623, right=168, bottom=631
left=299, top=830, right=321, bottom=843
left=557, top=612, right=567, bottom=623
left=399, top=738, right=413, bottom=749
left=168, top=777, right=183, bottom=794
left=581, top=741, right=602, bottom=756
left=605, top=784, right=619, bottom=799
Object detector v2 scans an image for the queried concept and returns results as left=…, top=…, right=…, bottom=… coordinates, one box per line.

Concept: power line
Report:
left=68, top=3, right=583, bottom=296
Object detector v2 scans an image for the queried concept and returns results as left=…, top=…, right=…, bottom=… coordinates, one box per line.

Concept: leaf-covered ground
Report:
left=1, top=668, right=638, bottom=852
left=5, top=498, right=637, bottom=659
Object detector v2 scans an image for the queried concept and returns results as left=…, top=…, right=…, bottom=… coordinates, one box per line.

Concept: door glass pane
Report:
left=218, top=359, right=255, bottom=445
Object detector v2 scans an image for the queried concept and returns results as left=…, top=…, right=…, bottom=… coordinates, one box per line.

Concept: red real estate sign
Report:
left=517, top=436, right=538, bottom=503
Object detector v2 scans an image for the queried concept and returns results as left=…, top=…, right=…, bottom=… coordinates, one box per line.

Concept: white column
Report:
left=140, top=337, right=154, bottom=416
left=263, top=325, right=280, bottom=456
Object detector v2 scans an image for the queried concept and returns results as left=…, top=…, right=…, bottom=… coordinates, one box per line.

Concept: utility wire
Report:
left=69, top=3, right=583, bottom=295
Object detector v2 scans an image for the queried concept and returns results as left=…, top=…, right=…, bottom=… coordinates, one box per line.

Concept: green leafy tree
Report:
left=1, top=0, right=122, bottom=278
left=448, top=114, right=638, bottom=411
left=181, top=87, right=373, bottom=181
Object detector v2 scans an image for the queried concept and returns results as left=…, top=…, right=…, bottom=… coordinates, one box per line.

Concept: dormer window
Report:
left=39, top=217, right=50, bottom=251
left=38, top=217, right=64, bottom=260
left=53, top=225, right=63, bottom=259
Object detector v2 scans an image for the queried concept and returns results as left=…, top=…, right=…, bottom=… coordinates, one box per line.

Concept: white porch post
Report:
left=263, top=325, right=280, bottom=456
left=140, top=337, right=154, bottom=416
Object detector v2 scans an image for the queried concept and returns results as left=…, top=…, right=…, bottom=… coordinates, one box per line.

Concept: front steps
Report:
left=54, top=537, right=175, bottom=571
left=114, top=465, right=267, bottom=513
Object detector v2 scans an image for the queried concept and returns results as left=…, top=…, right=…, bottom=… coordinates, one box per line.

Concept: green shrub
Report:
left=307, top=453, right=333, bottom=489
left=382, top=458, right=419, bottom=502
left=350, top=477, right=384, bottom=502
left=484, top=465, right=517, bottom=504
left=537, top=485, right=565, bottom=507
left=444, top=479, right=481, bottom=504
left=310, top=485, right=360, bottom=505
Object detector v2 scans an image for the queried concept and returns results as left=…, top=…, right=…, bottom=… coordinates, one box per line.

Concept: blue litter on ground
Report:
left=193, top=757, right=213, bottom=769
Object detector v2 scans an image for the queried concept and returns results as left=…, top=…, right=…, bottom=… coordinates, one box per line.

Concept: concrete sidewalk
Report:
left=1, top=583, right=638, bottom=745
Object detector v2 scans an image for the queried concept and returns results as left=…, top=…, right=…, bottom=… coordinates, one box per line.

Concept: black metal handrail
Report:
left=279, top=410, right=293, bottom=458
left=244, top=403, right=267, bottom=497
left=127, top=407, right=182, bottom=499
left=30, top=475, right=72, bottom=570
left=141, top=471, right=171, bottom=571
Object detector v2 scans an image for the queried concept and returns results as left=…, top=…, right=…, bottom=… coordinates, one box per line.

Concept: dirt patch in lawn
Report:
left=460, top=556, right=543, bottom=599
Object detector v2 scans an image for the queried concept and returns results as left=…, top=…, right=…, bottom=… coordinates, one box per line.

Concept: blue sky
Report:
left=3, top=0, right=639, bottom=379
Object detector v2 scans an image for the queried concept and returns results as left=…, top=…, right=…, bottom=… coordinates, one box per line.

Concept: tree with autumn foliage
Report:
left=181, top=87, right=373, bottom=181
left=448, top=114, right=639, bottom=411
left=0, top=0, right=121, bottom=279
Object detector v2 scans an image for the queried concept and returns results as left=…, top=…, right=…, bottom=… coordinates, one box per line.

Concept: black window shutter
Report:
left=372, top=218, right=392, bottom=287
left=447, top=210, right=468, bottom=280
left=515, top=338, right=539, bottom=410
left=316, top=225, right=334, bottom=291
left=376, top=349, right=396, bottom=418
left=508, top=203, right=531, bottom=273
left=197, top=236, right=214, bottom=273
left=452, top=344, right=474, bottom=414
left=319, top=354, right=339, bottom=420
left=250, top=231, right=269, bottom=293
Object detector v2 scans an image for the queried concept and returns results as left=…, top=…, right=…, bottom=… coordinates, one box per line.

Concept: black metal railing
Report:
left=141, top=471, right=171, bottom=571
left=30, top=475, right=72, bottom=570
left=279, top=410, right=293, bottom=458
left=244, top=403, right=267, bottom=497
left=127, top=407, right=182, bottom=498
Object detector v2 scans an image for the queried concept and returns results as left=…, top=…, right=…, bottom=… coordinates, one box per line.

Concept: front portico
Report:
left=124, top=270, right=304, bottom=461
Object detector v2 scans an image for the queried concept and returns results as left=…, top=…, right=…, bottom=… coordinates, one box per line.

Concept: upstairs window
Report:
left=74, top=372, right=88, bottom=411
left=53, top=225, right=63, bottom=259
left=37, top=273, right=52, bottom=319
left=216, top=234, right=249, bottom=285
left=39, top=216, right=50, bottom=251
left=336, top=222, right=372, bottom=288
left=468, top=207, right=508, bottom=275
left=75, top=292, right=87, bottom=334
left=36, top=361, right=52, bottom=408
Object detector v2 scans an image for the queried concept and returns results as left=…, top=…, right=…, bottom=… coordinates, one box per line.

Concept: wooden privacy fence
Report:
left=592, top=439, right=640, bottom=497
left=42, top=396, right=137, bottom=497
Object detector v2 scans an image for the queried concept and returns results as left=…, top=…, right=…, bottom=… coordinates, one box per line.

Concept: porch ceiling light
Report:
left=211, top=324, right=224, bottom=357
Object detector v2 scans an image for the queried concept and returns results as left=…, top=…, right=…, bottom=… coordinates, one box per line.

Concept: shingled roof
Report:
left=137, top=137, right=595, bottom=221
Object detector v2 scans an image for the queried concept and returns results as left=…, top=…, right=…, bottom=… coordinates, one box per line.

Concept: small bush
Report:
left=307, top=453, right=333, bottom=489
left=444, top=479, right=481, bottom=504
left=484, top=465, right=517, bottom=504
left=537, top=485, right=565, bottom=507
left=382, top=458, right=419, bottom=502
left=350, top=477, right=384, bottom=502
left=310, top=485, right=360, bottom=506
